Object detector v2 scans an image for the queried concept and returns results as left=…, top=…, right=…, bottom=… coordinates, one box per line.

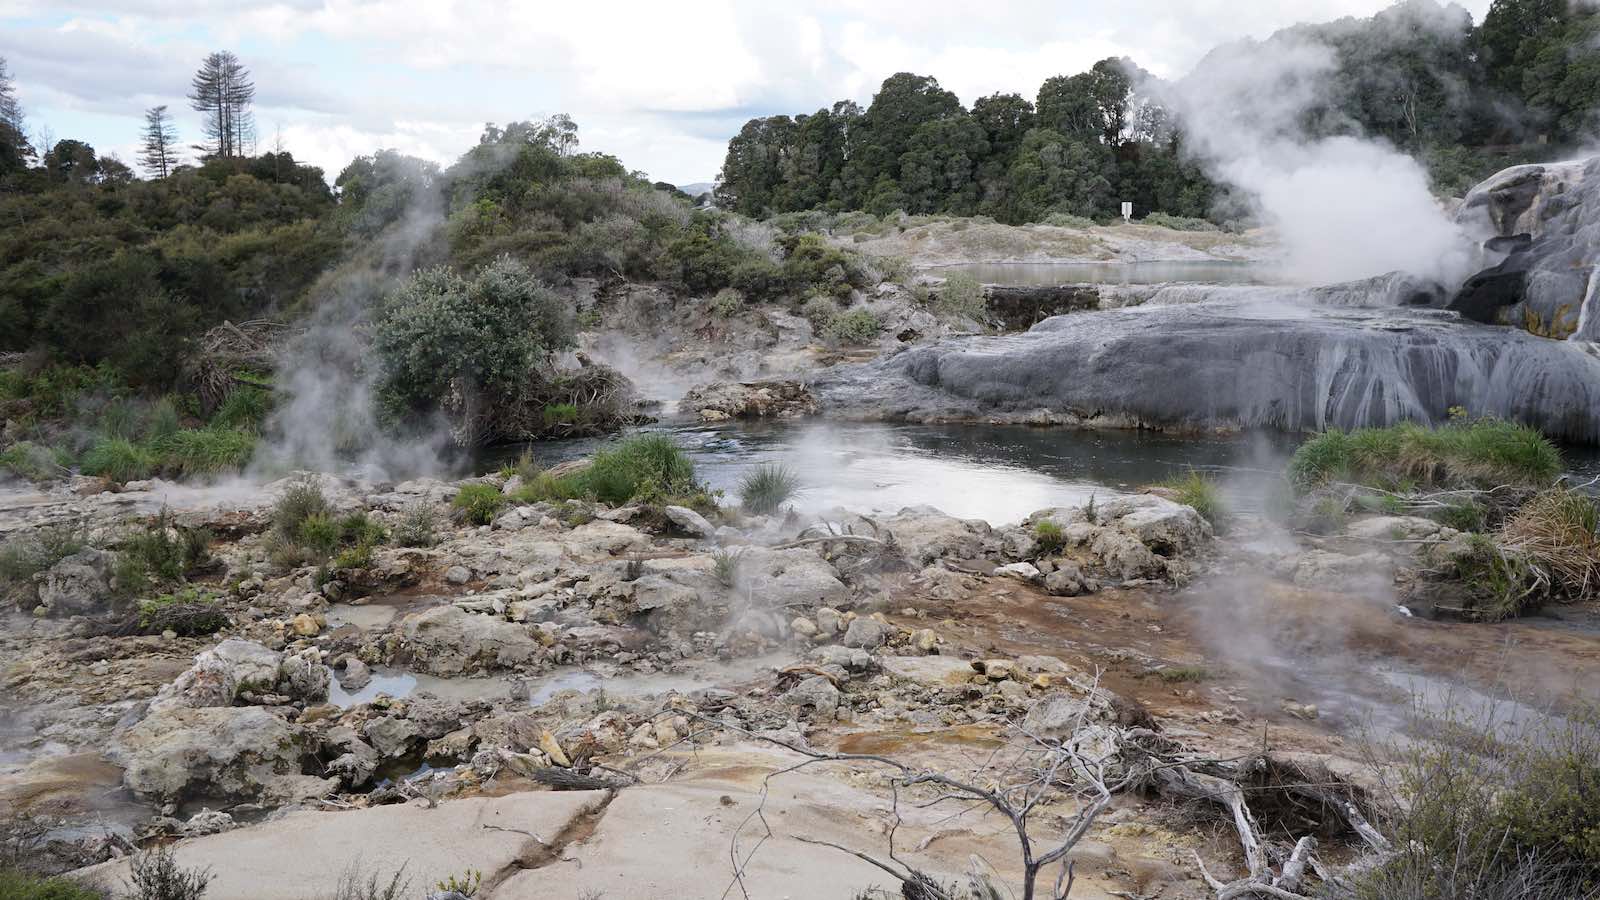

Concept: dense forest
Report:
left=714, top=0, right=1600, bottom=223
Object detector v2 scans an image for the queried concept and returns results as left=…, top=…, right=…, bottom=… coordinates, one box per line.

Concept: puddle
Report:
left=526, top=654, right=795, bottom=708
left=326, top=668, right=512, bottom=708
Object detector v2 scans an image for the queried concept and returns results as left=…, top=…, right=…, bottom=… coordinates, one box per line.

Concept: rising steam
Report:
left=1154, top=32, right=1474, bottom=286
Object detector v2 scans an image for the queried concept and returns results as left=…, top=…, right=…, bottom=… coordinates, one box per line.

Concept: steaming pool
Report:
left=500, top=420, right=1600, bottom=526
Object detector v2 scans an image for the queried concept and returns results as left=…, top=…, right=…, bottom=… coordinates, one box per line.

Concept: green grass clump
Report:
left=209, top=387, right=272, bottom=432
left=739, top=464, right=801, bottom=515
left=541, top=402, right=580, bottom=427
left=296, top=512, right=341, bottom=555
left=0, top=526, right=87, bottom=601
left=0, top=870, right=106, bottom=900
left=151, top=428, right=256, bottom=478
left=1160, top=471, right=1228, bottom=533
left=511, top=471, right=583, bottom=504
left=452, top=483, right=507, bottom=525
left=137, top=587, right=227, bottom=636
left=1155, top=665, right=1211, bottom=683
left=114, top=510, right=211, bottom=594
left=1288, top=419, right=1561, bottom=492
left=80, top=437, right=155, bottom=483
left=393, top=502, right=439, bottom=548
left=577, top=434, right=698, bottom=506
left=1032, top=520, right=1066, bottom=555
left=1141, top=212, right=1219, bottom=232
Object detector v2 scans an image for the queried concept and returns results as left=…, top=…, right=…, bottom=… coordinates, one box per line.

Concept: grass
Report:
left=1141, top=212, right=1219, bottom=232
left=1288, top=419, right=1562, bottom=492
left=209, top=387, right=271, bottom=432
left=739, top=464, right=801, bottom=515
left=933, top=271, right=986, bottom=321
left=150, top=428, right=257, bottom=478
left=1160, top=470, right=1229, bottom=533
left=0, top=526, right=87, bottom=601
left=126, top=844, right=212, bottom=900
left=80, top=437, right=155, bottom=483
left=1154, top=665, right=1211, bottom=683
left=511, top=471, right=583, bottom=504
left=137, top=587, right=227, bottom=636
left=1498, top=488, right=1600, bottom=601
left=0, top=441, right=71, bottom=482
left=824, top=307, right=883, bottom=344
left=113, top=509, right=212, bottom=595
left=712, top=548, right=742, bottom=587
left=578, top=434, right=698, bottom=506
left=452, top=483, right=507, bottom=526
left=0, top=870, right=105, bottom=900
left=1033, top=520, right=1066, bottom=555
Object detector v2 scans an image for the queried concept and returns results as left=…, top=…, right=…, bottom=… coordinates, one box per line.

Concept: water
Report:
left=934, top=260, right=1279, bottom=287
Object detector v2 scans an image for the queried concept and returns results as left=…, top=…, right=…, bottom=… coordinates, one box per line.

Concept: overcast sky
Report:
left=0, top=0, right=1491, bottom=185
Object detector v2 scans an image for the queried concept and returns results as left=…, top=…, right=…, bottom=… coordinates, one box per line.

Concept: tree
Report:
left=1035, top=73, right=1101, bottom=143
left=139, top=105, right=180, bottom=178
left=43, top=139, right=100, bottom=184
left=188, top=51, right=256, bottom=159
left=0, top=55, right=32, bottom=173
left=0, top=55, right=23, bottom=137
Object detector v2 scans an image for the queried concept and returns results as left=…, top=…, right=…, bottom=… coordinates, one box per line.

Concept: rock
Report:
left=876, top=507, right=992, bottom=566
left=811, top=645, right=874, bottom=672
left=1022, top=694, right=1095, bottom=739
left=277, top=648, right=329, bottom=701
left=879, top=656, right=977, bottom=687
left=1044, top=562, right=1094, bottom=596
left=112, top=706, right=333, bottom=804
left=1345, top=515, right=1454, bottom=543
left=36, top=549, right=117, bottom=617
left=337, top=658, right=372, bottom=691
left=426, top=727, right=476, bottom=762
left=815, top=607, right=845, bottom=634
left=182, top=809, right=236, bottom=837
left=323, top=726, right=379, bottom=785
left=1092, top=495, right=1211, bottom=554
left=538, top=731, right=571, bottom=767
left=1291, top=550, right=1394, bottom=591
left=662, top=505, right=716, bottom=538
left=290, top=613, right=323, bottom=636
left=841, top=617, right=891, bottom=649
left=912, top=628, right=938, bottom=653
left=404, top=696, right=466, bottom=739
left=994, top=562, right=1041, bottom=582
left=681, top=380, right=817, bottom=421
left=398, top=606, right=541, bottom=676
left=737, top=548, right=848, bottom=608
left=781, top=676, right=840, bottom=715
left=150, top=640, right=284, bottom=712
left=444, top=565, right=472, bottom=585
left=978, top=659, right=1017, bottom=681
left=365, top=716, right=420, bottom=758
left=790, top=616, right=819, bottom=637
left=1090, top=530, right=1164, bottom=581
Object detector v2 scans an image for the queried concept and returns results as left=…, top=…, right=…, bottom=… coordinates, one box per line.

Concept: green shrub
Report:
left=144, top=396, right=183, bottom=441
left=0, top=441, right=69, bottom=482
left=452, top=483, right=507, bottom=525
left=712, top=548, right=742, bottom=587
left=393, top=502, right=439, bottom=548
left=1033, top=520, right=1066, bottom=555
left=577, top=434, right=698, bottom=506
left=126, top=844, right=213, bottom=900
left=80, top=437, right=155, bottom=483
left=137, top=587, right=227, bottom=636
left=296, top=513, right=341, bottom=555
left=739, top=464, right=801, bottom=515
left=1041, top=212, right=1097, bottom=229
left=338, top=511, right=387, bottom=547
left=800, top=294, right=839, bottom=333
left=1160, top=471, right=1228, bottom=533
left=1155, top=666, right=1210, bottom=683
left=1288, top=420, right=1562, bottom=492
left=152, top=428, right=256, bottom=477
left=512, top=472, right=583, bottom=504
left=0, top=870, right=105, bottom=900
left=824, top=308, right=882, bottom=344
left=373, top=256, right=575, bottom=426
left=0, top=526, right=86, bottom=601
left=542, top=403, right=580, bottom=427
left=932, top=271, right=986, bottom=321
left=709, top=287, right=743, bottom=317
left=332, top=543, right=375, bottom=570
left=1141, top=212, right=1219, bottom=232
left=273, top=475, right=331, bottom=537
left=114, top=511, right=209, bottom=594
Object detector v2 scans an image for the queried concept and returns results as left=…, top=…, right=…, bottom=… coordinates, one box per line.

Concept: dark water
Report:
left=934, top=259, right=1280, bottom=286
left=496, top=419, right=1600, bottom=525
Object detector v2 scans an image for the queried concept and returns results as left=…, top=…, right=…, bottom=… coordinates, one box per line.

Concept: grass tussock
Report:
left=1159, top=470, right=1228, bottom=533
left=1498, top=487, right=1600, bottom=601
left=452, top=483, right=507, bottom=526
left=739, top=464, right=801, bottom=515
left=1288, top=419, right=1562, bottom=492
left=0, top=526, right=87, bottom=602
left=0, top=870, right=105, bottom=900
left=578, top=434, right=699, bottom=506
left=1032, top=520, right=1066, bottom=555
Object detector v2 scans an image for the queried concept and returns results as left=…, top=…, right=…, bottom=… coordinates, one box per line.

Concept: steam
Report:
left=250, top=165, right=456, bottom=482
left=1154, top=33, right=1474, bottom=286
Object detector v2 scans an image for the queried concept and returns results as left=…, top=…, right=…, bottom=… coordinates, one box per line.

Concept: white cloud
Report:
left=3, top=0, right=1494, bottom=183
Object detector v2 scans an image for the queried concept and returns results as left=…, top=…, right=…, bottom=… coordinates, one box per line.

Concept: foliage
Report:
left=0, top=870, right=105, bottom=900
left=1497, top=487, right=1600, bottom=602
left=137, top=587, right=227, bottom=636
left=150, top=428, right=256, bottom=478
left=319, top=863, right=410, bottom=900
left=576, top=434, right=698, bottom=506
left=800, top=295, right=840, bottom=333
left=126, top=845, right=212, bottom=900
left=80, top=437, right=155, bottom=483
left=1351, top=700, right=1600, bottom=897
left=209, top=387, right=271, bottom=432
left=265, top=474, right=340, bottom=569
left=932, top=272, right=986, bottom=321
left=0, top=441, right=68, bottom=482
left=510, top=472, right=584, bottom=505
left=709, top=288, right=743, bottom=317
left=739, top=464, right=802, bottom=515
left=434, top=870, right=481, bottom=898
left=372, top=256, right=575, bottom=429
left=452, top=483, right=506, bottom=526
left=824, top=307, right=882, bottom=344
left=1159, top=471, right=1228, bottom=533
left=393, top=502, right=439, bottom=549
left=1140, top=212, right=1217, bottom=232
left=1032, top=520, right=1065, bottom=555
left=711, top=548, right=743, bottom=588
left=1287, top=420, right=1562, bottom=492
left=114, top=510, right=211, bottom=594
left=0, top=526, right=85, bottom=602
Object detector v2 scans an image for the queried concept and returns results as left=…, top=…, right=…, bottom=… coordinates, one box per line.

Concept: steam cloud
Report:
left=1156, top=33, right=1475, bottom=286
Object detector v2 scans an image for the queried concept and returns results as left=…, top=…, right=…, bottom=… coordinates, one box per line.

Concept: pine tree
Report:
left=188, top=51, right=255, bottom=158
left=0, top=55, right=23, bottom=134
left=139, top=105, right=180, bottom=177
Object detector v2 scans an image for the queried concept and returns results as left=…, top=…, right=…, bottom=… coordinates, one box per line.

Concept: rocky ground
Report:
left=5, top=458, right=1595, bottom=900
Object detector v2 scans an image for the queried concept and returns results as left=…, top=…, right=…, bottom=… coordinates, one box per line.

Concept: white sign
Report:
left=1121, top=201, right=1133, bottom=223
